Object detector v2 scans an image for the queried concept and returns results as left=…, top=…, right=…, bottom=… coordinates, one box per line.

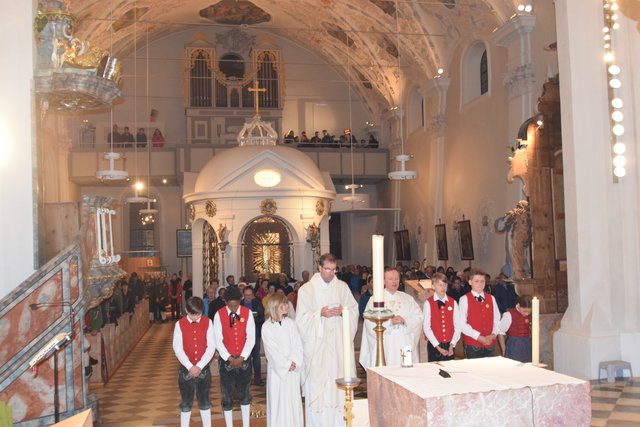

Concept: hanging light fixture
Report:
left=388, top=0, right=417, bottom=181
left=96, top=0, right=128, bottom=181
left=341, top=31, right=365, bottom=205
left=139, top=20, right=158, bottom=225
left=126, top=10, right=148, bottom=204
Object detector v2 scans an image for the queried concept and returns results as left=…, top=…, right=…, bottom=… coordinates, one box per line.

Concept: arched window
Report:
left=407, top=88, right=425, bottom=134
left=461, top=42, right=489, bottom=105
left=480, top=50, right=488, bottom=95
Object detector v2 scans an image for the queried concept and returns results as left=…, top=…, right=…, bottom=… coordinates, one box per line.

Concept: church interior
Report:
left=1, top=0, right=640, bottom=425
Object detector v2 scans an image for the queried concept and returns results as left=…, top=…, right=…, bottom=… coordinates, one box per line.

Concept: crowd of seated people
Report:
left=282, top=128, right=379, bottom=148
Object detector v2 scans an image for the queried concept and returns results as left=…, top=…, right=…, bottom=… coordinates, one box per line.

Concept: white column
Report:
left=423, top=78, right=449, bottom=265
left=553, top=0, right=640, bottom=379
left=0, top=0, right=35, bottom=298
left=191, top=220, right=204, bottom=298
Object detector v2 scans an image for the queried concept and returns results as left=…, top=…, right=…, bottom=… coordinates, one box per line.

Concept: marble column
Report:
left=553, top=0, right=640, bottom=379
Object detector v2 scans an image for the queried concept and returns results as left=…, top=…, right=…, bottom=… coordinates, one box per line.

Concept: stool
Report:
left=598, top=360, right=633, bottom=383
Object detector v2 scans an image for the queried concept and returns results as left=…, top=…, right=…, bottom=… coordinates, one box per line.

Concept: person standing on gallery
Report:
left=359, top=267, right=423, bottom=367
left=423, top=273, right=462, bottom=362
left=497, top=294, right=533, bottom=363
left=296, top=253, right=358, bottom=426
left=459, top=268, right=501, bottom=358
left=213, top=286, right=256, bottom=427
left=172, top=297, right=215, bottom=427
left=262, top=293, right=304, bottom=427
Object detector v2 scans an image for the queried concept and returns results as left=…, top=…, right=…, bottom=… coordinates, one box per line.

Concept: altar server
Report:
left=497, top=294, right=533, bottom=363
left=296, top=253, right=358, bottom=427
left=360, top=267, right=423, bottom=367
left=262, top=293, right=304, bottom=427
left=423, top=273, right=462, bottom=362
left=213, top=286, right=256, bottom=427
left=172, top=297, right=215, bottom=427
left=459, top=268, right=501, bottom=358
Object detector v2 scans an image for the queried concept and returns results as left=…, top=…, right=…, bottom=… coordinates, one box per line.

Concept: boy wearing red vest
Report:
left=423, top=273, right=461, bottom=362
left=213, top=285, right=256, bottom=427
left=459, top=268, right=501, bottom=358
left=172, top=297, right=215, bottom=427
left=497, top=294, right=533, bottom=363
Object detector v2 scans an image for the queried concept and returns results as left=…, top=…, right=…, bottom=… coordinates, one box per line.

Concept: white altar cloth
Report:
left=366, top=357, right=591, bottom=426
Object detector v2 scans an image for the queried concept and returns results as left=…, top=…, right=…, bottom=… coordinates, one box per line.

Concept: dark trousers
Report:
left=464, top=343, right=495, bottom=359
left=219, top=358, right=252, bottom=411
left=427, top=341, right=455, bottom=362
left=251, top=336, right=261, bottom=381
left=178, top=365, right=211, bottom=412
left=171, top=299, right=181, bottom=320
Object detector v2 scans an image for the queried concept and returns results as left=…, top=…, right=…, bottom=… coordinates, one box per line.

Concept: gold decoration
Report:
left=260, top=199, right=277, bottom=216
left=206, top=200, right=217, bottom=217
left=189, top=204, right=196, bottom=221
left=315, top=200, right=325, bottom=216
left=251, top=231, right=282, bottom=274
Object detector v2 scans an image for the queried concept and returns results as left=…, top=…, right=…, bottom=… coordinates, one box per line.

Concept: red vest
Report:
left=506, top=308, right=531, bottom=337
left=463, top=293, right=495, bottom=348
left=218, top=306, right=251, bottom=356
left=178, top=316, right=210, bottom=365
left=427, top=296, right=455, bottom=343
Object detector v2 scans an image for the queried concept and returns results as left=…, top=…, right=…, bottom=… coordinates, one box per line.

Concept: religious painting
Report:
left=435, top=224, right=448, bottom=261
left=176, top=229, right=192, bottom=257
left=458, top=220, right=474, bottom=260
left=199, top=1, right=271, bottom=25
left=394, top=229, right=411, bottom=261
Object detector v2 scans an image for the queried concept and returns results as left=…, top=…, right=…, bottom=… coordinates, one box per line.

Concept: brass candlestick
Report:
left=336, top=377, right=361, bottom=427
left=364, top=308, right=394, bottom=367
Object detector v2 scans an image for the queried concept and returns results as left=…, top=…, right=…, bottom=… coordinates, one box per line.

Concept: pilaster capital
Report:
left=491, top=14, right=536, bottom=47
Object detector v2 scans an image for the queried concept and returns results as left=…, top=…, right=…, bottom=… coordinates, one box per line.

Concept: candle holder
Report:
left=364, top=307, right=394, bottom=367
left=336, top=377, right=361, bottom=427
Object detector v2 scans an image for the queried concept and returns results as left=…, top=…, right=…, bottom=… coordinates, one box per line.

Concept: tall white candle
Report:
left=372, top=235, right=384, bottom=305
left=342, top=306, right=352, bottom=381
left=532, top=296, right=540, bottom=366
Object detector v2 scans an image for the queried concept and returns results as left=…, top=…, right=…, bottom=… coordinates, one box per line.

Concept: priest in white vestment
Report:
left=262, top=293, right=304, bottom=427
left=359, top=268, right=423, bottom=367
left=296, top=253, right=358, bottom=427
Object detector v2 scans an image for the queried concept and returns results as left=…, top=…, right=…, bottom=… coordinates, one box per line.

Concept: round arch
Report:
left=239, top=215, right=294, bottom=283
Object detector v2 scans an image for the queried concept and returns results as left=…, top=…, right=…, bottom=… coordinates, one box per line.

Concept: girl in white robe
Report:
left=262, top=293, right=304, bottom=427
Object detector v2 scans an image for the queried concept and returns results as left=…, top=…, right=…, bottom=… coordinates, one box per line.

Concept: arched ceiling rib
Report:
left=65, top=0, right=516, bottom=113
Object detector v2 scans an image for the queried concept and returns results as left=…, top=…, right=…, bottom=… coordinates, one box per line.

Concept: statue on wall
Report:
left=307, top=222, right=320, bottom=265
left=495, top=200, right=532, bottom=279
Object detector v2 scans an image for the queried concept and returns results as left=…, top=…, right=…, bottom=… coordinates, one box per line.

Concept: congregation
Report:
left=88, top=254, right=530, bottom=427
left=284, top=128, right=379, bottom=148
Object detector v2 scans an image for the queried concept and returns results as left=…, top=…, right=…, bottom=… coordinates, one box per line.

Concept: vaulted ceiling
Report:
left=66, top=0, right=519, bottom=113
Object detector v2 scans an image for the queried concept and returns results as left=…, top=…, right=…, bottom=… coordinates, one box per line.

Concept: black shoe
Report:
left=253, top=379, right=264, bottom=386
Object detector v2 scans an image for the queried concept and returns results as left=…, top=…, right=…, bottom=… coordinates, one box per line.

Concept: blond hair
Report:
left=265, top=293, right=288, bottom=322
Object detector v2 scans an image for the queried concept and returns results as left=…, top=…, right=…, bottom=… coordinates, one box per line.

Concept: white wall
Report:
left=0, top=0, right=35, bottom=298
left=74, top=27, right=370, bottom=145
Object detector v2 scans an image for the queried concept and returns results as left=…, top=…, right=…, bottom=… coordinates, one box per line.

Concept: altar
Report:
left=366, top=357, right=590, bottom=426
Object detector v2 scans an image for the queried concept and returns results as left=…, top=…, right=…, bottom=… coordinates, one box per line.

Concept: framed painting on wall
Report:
left=394, top=229, right=412, bottom=261
left=176, top=229, right=192, bottom=258
left=435, top=224, right=448, bottom=261
left=458, top=220, right=474, bottom=260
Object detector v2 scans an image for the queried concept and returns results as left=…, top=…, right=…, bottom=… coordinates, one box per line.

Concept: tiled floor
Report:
left=92, top=321, right=368, bottom=426
left=92, top=320, right=638, bottom=426
left=590, top=379, right=640, bottom=426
